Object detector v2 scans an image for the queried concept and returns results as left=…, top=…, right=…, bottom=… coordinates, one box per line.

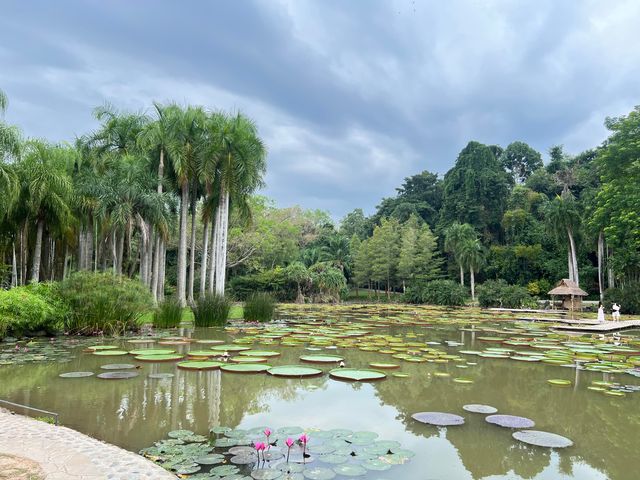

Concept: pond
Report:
left=1, top=304, right=639, bottom=479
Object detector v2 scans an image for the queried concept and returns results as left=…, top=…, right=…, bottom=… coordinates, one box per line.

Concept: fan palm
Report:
left=458, top=237, right=485, bottom=301
left=444, top=222, right=476, bottom=286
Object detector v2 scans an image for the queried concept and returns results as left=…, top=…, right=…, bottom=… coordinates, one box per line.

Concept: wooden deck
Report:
left=551, top=320, right=640, bottom=333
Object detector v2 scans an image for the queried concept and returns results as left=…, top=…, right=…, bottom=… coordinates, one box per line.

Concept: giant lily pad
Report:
left=93, top=350, right=129, bottom=356
left=303, top=467, right=336, bottom=480
left=252, top=469, right=283, bottom=479
left=329, top=369, right=386, bottom=381
left=512, top=430, right=573, bottom=448
left=100, top=364, right=135, bottom=370
left=267, top=365, right=323, bottom=378
left=135, top=354, right=183, bottom=362
left=210, top=345, right=251, bottom=352
left=129, top=349, right=176, bottom=355
left=240, top=350, right=281, bottom=357
left=59, top=371, right=94, bottom=378
left=411, top=412, right=465, bottom=426
left=86, top=345, right=119, bottom=351
left=486, top=414, right=535, bottom=428
left=97, top=371, right=139, bottom=379
left=547, top=379, right=572, bottom=387
left=221, top=363, right=271, bottom=373
left=463, top=404, right=497, bottom=414
left=177, top=360, right=224, bottom=370
left=300, top=355, right=343, bottom=364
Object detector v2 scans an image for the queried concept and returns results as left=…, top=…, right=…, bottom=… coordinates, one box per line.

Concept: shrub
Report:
left=229, top=268, right=296, bottom=301
left=193, top=293, right=231, bottom=327
left=0, top=285, right=67, bottom=338
left=60, top=272, right=153, bottom=336
left=478, top=279, right=536, bottom=308
left=404, top=279, right=468, bottom=306
left=153, top=298, right=184, bottom=329
left=603, top=283, right=640, bottom=314
left=244, top=292, right=276, bottom=322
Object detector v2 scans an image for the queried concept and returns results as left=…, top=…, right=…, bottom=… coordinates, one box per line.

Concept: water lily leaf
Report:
left=59, top=371, right=94, bottom=378
left=93, top=350, right=129, bottom=356
left=411, top=412, right=465, bottom=426
left=195, top=453, right=225, bottom=464
left=251, top=469, right=283, bottom=480
left=362, top=459, right=391, bottom=471
left=512, top=430, right=573, bottom=448
left=332, top=464, right=366, bottom=476
left=100, top=364, right=136, bottom=370
left=135, top=354, right=183, bottom=362
left=148, top=373, right=174, bottom=379
left=486, top=414, right=535, bottom=428
left=268, top=365, right=323, bottom=378
left=240, top=350, right=282, bottom=357
left=299, top=355, right=344, bottom=364
left=547, top=379, right=572, bottom=386
left=329, top=369, right=386, bottom=382
left=129, top=349, right=176, bottom=355
left=177, top=361, right=224, bottom=370
left=302, top=467, right=336, bottom=480
left=221, top=363, right=271, bottom=373
left=97, top=371, right=139, bottom=379
left=463, top=404, right=498, bottom=414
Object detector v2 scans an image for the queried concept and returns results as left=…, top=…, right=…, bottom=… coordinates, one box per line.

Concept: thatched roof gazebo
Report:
left=548, top=279, right=588, bottom=311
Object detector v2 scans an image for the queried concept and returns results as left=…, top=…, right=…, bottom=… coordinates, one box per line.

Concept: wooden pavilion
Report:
left=548, top=279, right=588, bottom=311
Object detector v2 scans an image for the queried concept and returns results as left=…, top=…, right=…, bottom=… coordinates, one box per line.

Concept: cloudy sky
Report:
left=2, top=1, right=639, bottom=219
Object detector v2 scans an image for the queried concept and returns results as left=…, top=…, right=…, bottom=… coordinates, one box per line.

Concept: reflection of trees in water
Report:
left=371, top=344, right=634, bottom=480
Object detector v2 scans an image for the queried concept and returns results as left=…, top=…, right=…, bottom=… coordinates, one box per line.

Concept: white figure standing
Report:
left=612, top=303, right=621, bottom=321
left=597, top=303, right=605, bottom=323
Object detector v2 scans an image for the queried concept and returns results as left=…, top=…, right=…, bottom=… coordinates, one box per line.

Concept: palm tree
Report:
left=206, top=112, right=266, bottom=295
left=546, top=192, right=580, bottom=285
left=459, top=237, right=485, bottom=301
left=444, top=223, right=476, bottom=286
left=165, top=106, right=206, bottom=305
left=19, top=141, right=73, bottom=282
left=0, top=89, right=21, bottom=216
left=320, top=234, right=351, bottom=274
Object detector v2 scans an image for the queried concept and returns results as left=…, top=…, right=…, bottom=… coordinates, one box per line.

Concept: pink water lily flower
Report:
left=299, top=434, right=308, bottom=444
left=285, top=437, right=294, bottom=462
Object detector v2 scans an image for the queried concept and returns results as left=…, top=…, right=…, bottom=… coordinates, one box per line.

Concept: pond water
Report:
left=1, top=304, right=639, bottom=480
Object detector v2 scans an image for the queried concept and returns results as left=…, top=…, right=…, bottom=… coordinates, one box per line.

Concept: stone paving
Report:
left=0, top=409, right=175, bottom=480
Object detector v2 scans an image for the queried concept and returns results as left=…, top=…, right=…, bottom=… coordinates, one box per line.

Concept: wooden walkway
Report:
left=515, top=316, right=598, bottom=325
left=552, top=320, right=640, bottom=333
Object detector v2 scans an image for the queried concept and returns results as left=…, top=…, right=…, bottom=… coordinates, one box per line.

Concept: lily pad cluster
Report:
left=140, top=425, right=413, bottom=479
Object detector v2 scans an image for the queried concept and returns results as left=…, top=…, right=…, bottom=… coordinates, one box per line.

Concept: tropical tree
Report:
left=499, top=141, right=543, bottom=184
left=444, top=222, right=476, bottom=286
left=458, top=237, right=485, bottom=301
left=545, top=192, right=581, bottom=285
left=285, top=261, right=310, bottom=303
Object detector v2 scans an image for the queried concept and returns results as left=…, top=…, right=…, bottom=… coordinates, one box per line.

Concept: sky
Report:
left=2, top=0, right=640, bottom=219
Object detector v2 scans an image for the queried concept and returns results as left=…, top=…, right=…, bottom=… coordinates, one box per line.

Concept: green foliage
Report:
left=477, top=279, right=536, bottom=309
left=603, top=284, right=640, bottom=314
left=526, top=279, right=552, bottom=297
left=60, top=272, right=152, bottom=335
left=0, top=285, right=66, bottom=338
left=243, top=292, right=276, bottom=322
left=499, top=141, right=543, bottom=184
left=404, top=279, right=467, bottom=306
left=309, top=262, right=347, bottom=303
left=369, top=218, right=401, bottom=290
left=153, top=298, right=184, bottom=329
left=229, top=267, right=295, bottom=301
left=192, top=293, right=231, bottom=327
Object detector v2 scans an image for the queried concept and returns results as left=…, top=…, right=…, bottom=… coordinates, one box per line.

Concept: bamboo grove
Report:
left=0, top=90, right=266, bottom=306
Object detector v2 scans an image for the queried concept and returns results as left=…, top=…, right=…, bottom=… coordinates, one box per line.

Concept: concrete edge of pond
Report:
left=0, top=408, right=175, bottom=479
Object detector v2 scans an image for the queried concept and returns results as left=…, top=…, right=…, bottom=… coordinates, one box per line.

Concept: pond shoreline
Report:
left=0, top=408, right=175, bottom=479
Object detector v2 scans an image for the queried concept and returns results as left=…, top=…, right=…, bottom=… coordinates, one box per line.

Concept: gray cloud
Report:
left=2, top=0, right=639, bottom=218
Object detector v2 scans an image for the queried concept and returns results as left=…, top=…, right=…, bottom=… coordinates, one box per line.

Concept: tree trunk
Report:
left=567, top=227, right=579, bottom=286
left=187, top=195, right=197, bottom=304
left=49, top=239, right=56, bottom=281
left=11, top=242, right=17, bottom=287
left=597, top=231, right=604, bottom=301
left=116, top=231, right=125, bottom=275
left=151, top=235, right=161, bottom=303
left=31, top=219, right=44, bottom=283
left=86, top=220, right=94, bottom=271
left=607, top=245, right=615, bottom=288
left=470, top=267, right=475, bottom=301
left=209, top=207, right=220, bottom=293
left=567, top=248, right=573, bottom=282
left=63, top=245, right=70, bottom=280
left=459, top=264, right=465, bottom=286
left=200, top=218, right=209, bottom=298
left=177, top=182, right=190, bottom=306
left=214, top=188, right=230, bottom=295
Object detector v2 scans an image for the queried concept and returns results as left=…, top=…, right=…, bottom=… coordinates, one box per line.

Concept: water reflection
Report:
left=0, top=307, right=637, bottom=479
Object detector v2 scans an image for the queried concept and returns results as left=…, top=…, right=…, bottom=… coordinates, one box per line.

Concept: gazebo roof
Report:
left=548, top=279, right=588, bottom=297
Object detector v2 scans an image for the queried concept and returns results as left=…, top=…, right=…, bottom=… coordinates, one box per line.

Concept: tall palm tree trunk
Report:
left=567, top=227, right=579, bottom=285
left=209, top=207, right=220, bottom=293
left=459, top=264, right=465, bottom=286
left=470, top=267, right=475, bottom=301
left=151, top=235, right=161, bottom=302
left=214, top=187, right=230, bottom=295
left=177, top=182, right=190, bottom=306
left=597, top=231, right=604, bottom=301
left=187, top=195, right=197, bottom=304
left=200, top=218, right=209, bottom=298
left=11, top=242, right=17, bottom=287
left=31, top=219, right=44, bottom=283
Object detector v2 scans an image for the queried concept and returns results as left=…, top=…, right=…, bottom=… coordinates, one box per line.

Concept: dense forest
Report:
left=1, top=87, right=639, bottom=311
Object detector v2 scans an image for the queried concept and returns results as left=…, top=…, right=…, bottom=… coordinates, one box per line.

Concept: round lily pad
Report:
left=195, top=453, right=225, bottom=465
left=240, top=350, right=281, bottom=357
left=221, top=363, right=271, bottom=373
left=100, top=364, right=136, bottom=370
left=148, top=373, right=174, bottom=379
left=362, top=459, right=391, bottom=471
left=231, top=356, right=269, bottom=363
left=97, top=371, right=139, bottom=379
left=177, top=360, right=224, bottom=370
left=267, top=365, right=323, bottom=378
left=453, top=377, right=474, bottom=384
left=127, top=339, right=156, bottom=344
left=300, top=355, right=344, bottom=363
left=547, top=379, right=572, bottom=386
left=329, top=369, right=386, bottom=381
left=93, top=350, right=129, bottom=356
left=251, top=469, right=283, bottom=480
left=411, top=412, right=465, bottom=426
left=87, top=345, right=118, bottom=350
left=210, top=345, right=252, bottom=352
left=129, top=349, right=176, bottom=355
left=486, top=414, right=535, bottom=428
left=512, top=430, right=573, bottom=448
left=463, top=404, right=498, bottom=414
left=59, top=371, right=94, bottom=378
left=186, top=351, right=219, bottom=357
left=369, top=362, right=400, bottom=369
left=303, top=467, right=336, bottom=480
left=332, top=464, right=366, bottom=476
left=135, top=354, right=183, bottom=362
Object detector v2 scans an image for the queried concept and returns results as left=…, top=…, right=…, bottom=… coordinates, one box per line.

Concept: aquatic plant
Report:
left=192, top=293, right=231, bottom=327
left=243, top=292, right=276, bottom=322
left=152, top=298, right=183, bottom=329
